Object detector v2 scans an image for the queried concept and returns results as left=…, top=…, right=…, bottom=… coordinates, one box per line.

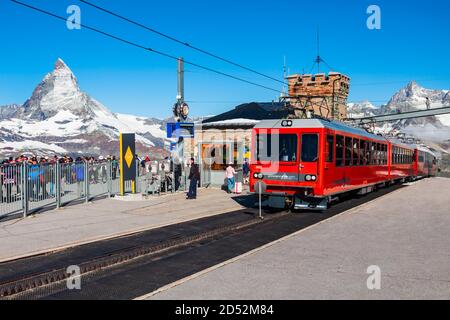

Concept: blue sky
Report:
left=1, top=0, right=449, bottom=118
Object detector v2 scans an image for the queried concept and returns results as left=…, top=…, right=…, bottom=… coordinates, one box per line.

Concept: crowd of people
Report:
left=1, top=154, right=118, bottom=165
left=0, top=154, right=121, bottom=204
left=1, top=153, right=251, bottom=203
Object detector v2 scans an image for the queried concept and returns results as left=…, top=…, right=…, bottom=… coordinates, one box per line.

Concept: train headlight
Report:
left=253, top=173, right=259, bottom=179
left=311, top=175, right=317, bottom=181
left=257, top=173, right=264, bottom=179
left=281, top=120, right=293, bottom=127
left=305, top=175, right=312, bottom=181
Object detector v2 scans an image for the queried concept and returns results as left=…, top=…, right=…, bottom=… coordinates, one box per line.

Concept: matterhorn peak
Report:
left=54, top=58, right=69, bottom=70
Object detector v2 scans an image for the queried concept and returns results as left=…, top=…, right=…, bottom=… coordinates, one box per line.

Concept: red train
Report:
left=250, top=119, right=438, bottom=210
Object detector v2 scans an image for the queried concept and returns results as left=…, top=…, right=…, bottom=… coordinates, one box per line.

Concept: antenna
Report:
left=310, top=27, right=333, bottom=74
left=315, top=27, right=323, bottom=73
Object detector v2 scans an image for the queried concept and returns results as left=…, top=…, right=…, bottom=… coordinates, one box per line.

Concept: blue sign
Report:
left=166, top=122, right=195, bottom=138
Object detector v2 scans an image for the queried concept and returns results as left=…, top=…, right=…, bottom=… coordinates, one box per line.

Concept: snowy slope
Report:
left=0, top=59, right=169, bottom=157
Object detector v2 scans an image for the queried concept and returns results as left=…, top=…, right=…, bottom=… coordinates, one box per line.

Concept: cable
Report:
left=11, top=0, right=281, bottom=93
left=79, top=0, right=286, bottom=85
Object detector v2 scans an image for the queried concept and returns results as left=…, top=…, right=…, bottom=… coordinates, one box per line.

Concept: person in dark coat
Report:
left=187, top=157, right=200, bottom=199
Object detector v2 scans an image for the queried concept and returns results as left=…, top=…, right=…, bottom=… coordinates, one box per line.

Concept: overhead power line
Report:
left=79, top=0, right=286, bottom=85
left=11, top=0, right=281, bottom=94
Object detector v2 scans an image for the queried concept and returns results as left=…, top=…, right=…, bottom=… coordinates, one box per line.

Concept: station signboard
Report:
left=166, top=122, right=195, bottom=138
left=119, top=133, right=136, bottom=195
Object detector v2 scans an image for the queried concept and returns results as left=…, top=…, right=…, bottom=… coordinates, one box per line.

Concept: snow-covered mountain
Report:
left=0, top=59, right=169, bottom=157
left=347, top=100, right=378, bottom=118
left=348, top=81, right=450, bottom=153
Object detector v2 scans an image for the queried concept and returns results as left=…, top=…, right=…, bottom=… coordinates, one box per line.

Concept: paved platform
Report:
left=147, top=178, right=450, bottom=300
left=0, top=188, right=248, bottom=262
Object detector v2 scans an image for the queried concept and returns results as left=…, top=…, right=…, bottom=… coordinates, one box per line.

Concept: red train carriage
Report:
left=389, top=141, right=416, bottom=181
left=249, top=119, right=436, bottom=211
left=415, top=146, right=438, bottom=178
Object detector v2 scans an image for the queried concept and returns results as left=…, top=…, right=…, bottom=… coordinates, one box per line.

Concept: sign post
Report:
left=119, top=133, right=136, bottom=196
left=254, top=181, right=266, bottom=220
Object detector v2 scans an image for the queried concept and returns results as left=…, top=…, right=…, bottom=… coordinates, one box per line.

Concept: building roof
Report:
left=201, top=102, right=288, bottom=125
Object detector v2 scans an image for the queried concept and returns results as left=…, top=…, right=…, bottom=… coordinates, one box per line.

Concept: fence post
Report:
left=84, top=161, right=89, bottom=203
left=56, top=162, right=61, bottom=209
left=22, top=162, right=28, bottom=218
left=107, top=160, right=112, bottom=198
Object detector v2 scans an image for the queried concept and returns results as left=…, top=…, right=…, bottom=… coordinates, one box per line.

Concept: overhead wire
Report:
left=11, top=0, right=281, bottom=94
left=78, top=0, right=286, bottom=85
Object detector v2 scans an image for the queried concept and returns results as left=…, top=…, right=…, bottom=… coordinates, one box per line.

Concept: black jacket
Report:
left=188, top=164, right=200, bottom=180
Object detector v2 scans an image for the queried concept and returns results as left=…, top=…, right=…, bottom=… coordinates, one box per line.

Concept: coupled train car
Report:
left=249, top=119, right=437, bottom=210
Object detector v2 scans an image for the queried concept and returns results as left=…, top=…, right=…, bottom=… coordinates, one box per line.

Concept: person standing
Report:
left=242, top=158, right=250, bottom=185
left=187, top=158, right=199, bottom=199
left=225, top=163, right=236, bottom=194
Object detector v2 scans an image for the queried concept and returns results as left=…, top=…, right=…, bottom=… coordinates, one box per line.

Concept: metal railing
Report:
left=0, top=160, right=121, bottom=219
left=1, top=159, right=190, bottom=219
left=0, top=160, right=195, bottom=219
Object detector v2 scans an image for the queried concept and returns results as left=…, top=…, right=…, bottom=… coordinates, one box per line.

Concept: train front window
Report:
left=256, top=133, right=297, bottom=162
left=301, top=134, right=319, bottom=162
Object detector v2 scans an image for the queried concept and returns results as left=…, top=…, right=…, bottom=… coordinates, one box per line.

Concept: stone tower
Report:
left=286, top=72, right=350, bottom=120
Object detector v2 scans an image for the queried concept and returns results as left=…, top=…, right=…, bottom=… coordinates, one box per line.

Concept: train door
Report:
left=323, top=133, right=336, bottom=194
left=299, top=132, right=319, bottom=182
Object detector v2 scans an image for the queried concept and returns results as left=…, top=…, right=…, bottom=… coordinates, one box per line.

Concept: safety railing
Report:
left=1, top=159, right=189, bottom=220
left=1, top=160, right=120, bottom=219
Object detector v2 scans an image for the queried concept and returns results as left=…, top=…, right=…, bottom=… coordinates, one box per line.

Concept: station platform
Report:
left=0, top=188, right=249, bottom=262
left=146, top=178, right=450, bottom=300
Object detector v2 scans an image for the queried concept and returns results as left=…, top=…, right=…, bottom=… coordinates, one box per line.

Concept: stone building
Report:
left=286, top=72, right=350, bottom=120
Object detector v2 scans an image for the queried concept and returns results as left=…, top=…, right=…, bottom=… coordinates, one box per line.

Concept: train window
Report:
left=393, top=147, right=398, bottom=164
left=392, top=147, right=395, bottom=165
left=301, top=134, right=319, bottom=162
left=256, top=133, right=298, bottom=162
left=419, top=152, right=424, bottom=163
left=360, top=140, right=366, bottom=166
left=336, top=135, right=344, bottom=167
left=326, top=135, right=334, bottom=163
left=345, top=137, right=352, bottom=166
left=383, top=144, right=388, bottom=165
left=372, top=143, right=377, bottom=165
left=353, top=139, right=359, bottom=166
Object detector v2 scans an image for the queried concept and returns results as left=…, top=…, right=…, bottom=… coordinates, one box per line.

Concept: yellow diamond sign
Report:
left=124, top=146, right=134, bottom=168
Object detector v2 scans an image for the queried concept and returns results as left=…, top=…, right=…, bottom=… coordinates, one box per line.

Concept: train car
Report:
left=388, top=140, right=416, bottom=182
left=415, top=146, right=438, bottom=178
left=250, top=119, right=393, bottom=210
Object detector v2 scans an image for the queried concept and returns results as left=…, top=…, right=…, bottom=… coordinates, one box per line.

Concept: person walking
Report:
left=186, top=158, right=200, bottom=199
left=225, top=163, right=236, bottom=194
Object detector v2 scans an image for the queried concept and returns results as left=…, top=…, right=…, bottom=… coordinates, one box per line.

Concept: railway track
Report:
left=0, top=183, right=405, bottom=300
